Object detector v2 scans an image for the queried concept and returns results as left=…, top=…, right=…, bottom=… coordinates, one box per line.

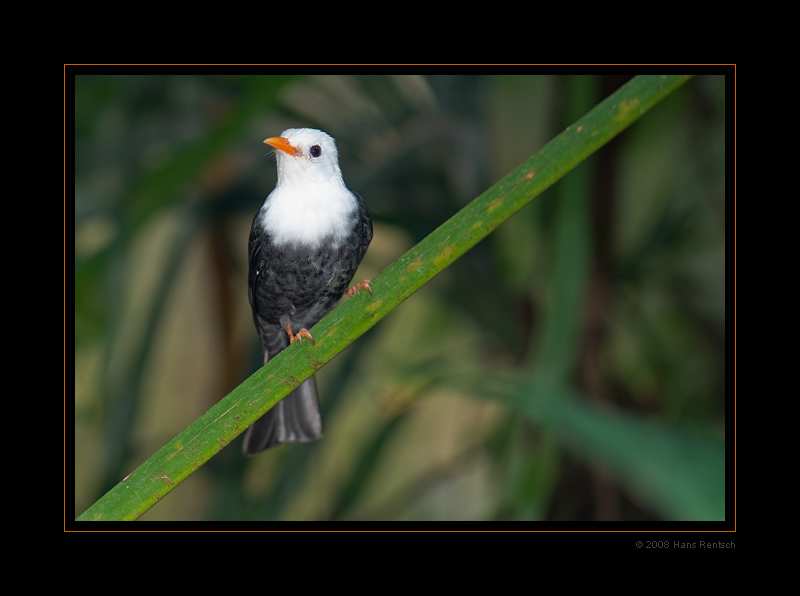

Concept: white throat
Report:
left=259, top=178, right=357, bottom=249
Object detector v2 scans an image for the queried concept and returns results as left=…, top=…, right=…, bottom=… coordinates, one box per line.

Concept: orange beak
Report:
left=264, top=136, right=299, bottom=156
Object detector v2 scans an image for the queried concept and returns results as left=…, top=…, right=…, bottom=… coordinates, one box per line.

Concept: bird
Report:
left=242, top=128, right=373, bottom=456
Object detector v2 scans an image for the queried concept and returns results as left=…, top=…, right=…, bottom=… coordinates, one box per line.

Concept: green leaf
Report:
left=459, top=373, right=724, bottom=520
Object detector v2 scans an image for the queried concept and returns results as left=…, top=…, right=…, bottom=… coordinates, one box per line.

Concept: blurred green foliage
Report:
left=74, top=73, right=726, bottom=521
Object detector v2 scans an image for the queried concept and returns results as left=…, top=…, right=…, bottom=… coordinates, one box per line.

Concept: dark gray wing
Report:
left=353, top=191, right=373, bottom=263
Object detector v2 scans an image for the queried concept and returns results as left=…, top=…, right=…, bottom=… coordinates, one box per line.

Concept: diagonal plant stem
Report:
left=76, top=74, right=693, bottom=521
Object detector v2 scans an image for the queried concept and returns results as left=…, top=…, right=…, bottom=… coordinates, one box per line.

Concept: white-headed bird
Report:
left=243, top=128, right=372, bottom=455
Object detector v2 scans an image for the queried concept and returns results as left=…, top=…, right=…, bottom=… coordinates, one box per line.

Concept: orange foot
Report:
left=285, top=323, right=315, bottom=345
left=346, top=279, right=373, bottom=297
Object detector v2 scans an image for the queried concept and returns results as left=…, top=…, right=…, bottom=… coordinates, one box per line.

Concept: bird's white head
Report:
left=261, top=128, right=358, bottom=248
left=265, top=128, right=343, bottom=187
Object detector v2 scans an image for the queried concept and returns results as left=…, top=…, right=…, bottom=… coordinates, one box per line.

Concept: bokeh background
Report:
left=74, top=73, right=727, bottom=521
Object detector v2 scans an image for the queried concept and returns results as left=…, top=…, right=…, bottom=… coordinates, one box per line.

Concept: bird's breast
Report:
left=259, top=183, right=358, bottom=249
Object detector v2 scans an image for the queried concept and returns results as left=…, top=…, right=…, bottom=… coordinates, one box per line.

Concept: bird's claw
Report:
left=346, top=279, right=373, bottom=297
left=286, top=324, right=315, bottom=345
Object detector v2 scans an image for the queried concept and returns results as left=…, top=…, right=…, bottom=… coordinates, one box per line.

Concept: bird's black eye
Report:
left=309, top=145, right=322, bottom=158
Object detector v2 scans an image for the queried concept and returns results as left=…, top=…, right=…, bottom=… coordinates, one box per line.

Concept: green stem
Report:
left=76, top=74, right=693, bottom=521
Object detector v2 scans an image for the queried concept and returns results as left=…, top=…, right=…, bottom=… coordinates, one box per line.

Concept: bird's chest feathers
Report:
left=259, top=181, right=356, bottom=249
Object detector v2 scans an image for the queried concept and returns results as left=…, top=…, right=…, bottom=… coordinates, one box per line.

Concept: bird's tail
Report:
left=241, top=376, right=323, bottom=455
